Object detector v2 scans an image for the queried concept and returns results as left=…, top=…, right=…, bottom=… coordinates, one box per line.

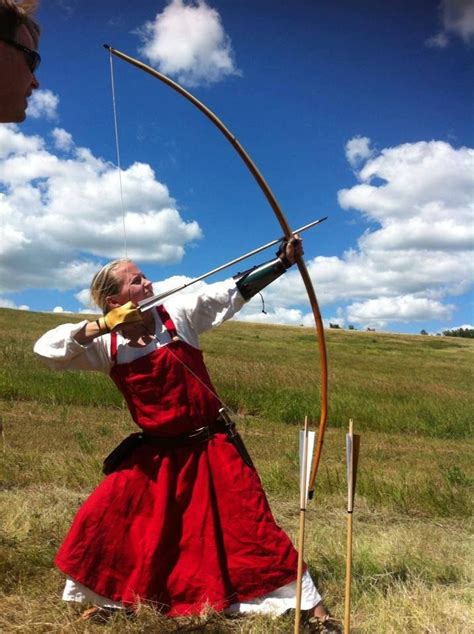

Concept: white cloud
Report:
left=0, top=297, right=29, bottom=310
left=442, top=0, right=474, bottom=43
left=0, top=124, right=42, bottom=158
left=86, top=137, right=469, bottom=331
left=74, top=288, right=97, bottom=311
left=345, top=136, right=373, bottom=168
left=426, top=0, right=474, bottom=47
left=2, top=122, right=472, bottom=331
left=51, top=128, right=74, bottom=151
left=347, top=296, right=454, bottom=328
left=425, top=32, right=450, bottom=48
left=150, top=274, right=209, bottom=297
left=51, top=306, right=75, bottom=314
left=334, top=140, right=473, bottom=325
left=236, top=302, right=310, bottom=327
left=244, top=138, right=473, bottom=328
left=0, top=125, right=203, bottom=293
left=137, top=0, right=240, bottom=87
left=338, top=141, right=473, bottom=241
left=27, top=89, right=59, bottom=120
left=443, top=323, right=474, bottom=331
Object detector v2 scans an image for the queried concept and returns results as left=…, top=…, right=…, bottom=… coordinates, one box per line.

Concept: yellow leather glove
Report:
left=97, top=301, right=143, bottom=333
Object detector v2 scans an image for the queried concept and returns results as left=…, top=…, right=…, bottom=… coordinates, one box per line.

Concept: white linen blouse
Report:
left=34, top=280, right=246, bottom=370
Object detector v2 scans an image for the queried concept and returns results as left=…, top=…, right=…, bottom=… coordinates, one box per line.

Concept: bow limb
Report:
left=104, top=45, right=328, bottom=500
left=299, top=257, right=328, bottom=500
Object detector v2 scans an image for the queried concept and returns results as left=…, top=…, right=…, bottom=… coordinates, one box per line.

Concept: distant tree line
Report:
left=326, top=324, right=474, bottom=338
left=329, top=323, right=377, bottom=332
left=442, top=328, right=474, bottom=339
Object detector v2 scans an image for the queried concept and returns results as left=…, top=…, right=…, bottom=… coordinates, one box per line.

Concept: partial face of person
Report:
left=0, top=24, right=40, bottom=123
left=107, top=262, right=154, bottom=310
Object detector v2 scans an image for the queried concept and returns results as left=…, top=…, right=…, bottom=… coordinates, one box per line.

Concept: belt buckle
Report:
left=189, top=426, right=211, bottom=443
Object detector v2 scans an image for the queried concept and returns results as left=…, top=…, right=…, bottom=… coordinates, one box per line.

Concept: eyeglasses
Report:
left=0, top=37, right=41, bottom=73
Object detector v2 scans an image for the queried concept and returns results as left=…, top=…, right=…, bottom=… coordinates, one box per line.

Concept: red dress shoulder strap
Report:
left=156, top=305, right=178, bottom=340
left=110, top=331, right=118, bottom=365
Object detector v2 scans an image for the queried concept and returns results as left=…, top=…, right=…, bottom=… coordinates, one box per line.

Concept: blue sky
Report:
left=0, top=0, right=472, bottom=333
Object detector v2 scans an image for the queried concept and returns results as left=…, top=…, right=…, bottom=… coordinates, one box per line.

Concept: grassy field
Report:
left=0, top=307, right=472, bottom=632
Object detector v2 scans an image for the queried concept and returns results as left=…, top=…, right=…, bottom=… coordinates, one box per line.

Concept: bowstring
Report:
left=108, top=49, right=131, bottom=287
left=164, top=339, right=237, bottom=417
left=107, top=50, right=237, bottom=420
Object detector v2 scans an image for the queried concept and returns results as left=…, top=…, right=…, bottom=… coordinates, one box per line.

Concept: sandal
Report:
left=306, top=614, right=343, bottom=633
left=79, top=606, right=120, bottom=622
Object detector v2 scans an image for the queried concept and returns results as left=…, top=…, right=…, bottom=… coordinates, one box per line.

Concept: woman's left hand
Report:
left=277, top=234, right=304, bottom=268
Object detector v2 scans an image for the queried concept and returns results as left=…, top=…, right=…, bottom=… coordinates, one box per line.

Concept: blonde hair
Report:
left=90, top=259, right=131, bottom=314
left=0, top=1, right=40, bottom=47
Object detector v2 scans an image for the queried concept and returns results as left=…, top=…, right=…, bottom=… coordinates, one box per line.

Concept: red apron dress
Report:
left=55, top=306, right=300, bottom=616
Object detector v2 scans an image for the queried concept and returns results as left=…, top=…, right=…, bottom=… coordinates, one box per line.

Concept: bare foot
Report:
left=312, top=601, right=328, bottom=619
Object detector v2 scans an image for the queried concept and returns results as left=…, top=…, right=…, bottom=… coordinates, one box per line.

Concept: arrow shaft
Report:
left=138, top=217, right=327, bottom=312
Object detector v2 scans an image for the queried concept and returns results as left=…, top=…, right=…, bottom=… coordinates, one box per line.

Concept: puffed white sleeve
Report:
left=166, top=279, right=246, bottom=342
left=33, top=320, right=112, bottom=373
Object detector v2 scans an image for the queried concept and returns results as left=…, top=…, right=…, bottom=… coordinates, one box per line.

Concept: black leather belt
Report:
left=142, top=421, right=228, bottom=449
left=103, top=416, right=254, bottom=475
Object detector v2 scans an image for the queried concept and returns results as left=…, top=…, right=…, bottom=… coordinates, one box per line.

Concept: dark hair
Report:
left=0, top=1, right=40, bottom=47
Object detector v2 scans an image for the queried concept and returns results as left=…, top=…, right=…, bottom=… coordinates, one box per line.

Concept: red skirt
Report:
left=55, top=433, right=299, bottom=616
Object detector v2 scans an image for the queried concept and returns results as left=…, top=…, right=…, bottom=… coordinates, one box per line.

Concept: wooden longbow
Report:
left=104, top=44, right=328, bottom=499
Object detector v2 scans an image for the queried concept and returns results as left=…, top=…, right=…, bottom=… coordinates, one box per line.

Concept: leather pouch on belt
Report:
left=103, top=432, right=144, bottom=475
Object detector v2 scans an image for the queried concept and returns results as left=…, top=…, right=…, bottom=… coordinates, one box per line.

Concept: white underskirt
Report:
left=62, top=571, right=321, bottom=616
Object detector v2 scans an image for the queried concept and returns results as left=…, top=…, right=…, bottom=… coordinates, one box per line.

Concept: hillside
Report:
left=1, top=307, right=472, bottom=437
left=0, top=308, right=472, bottom=632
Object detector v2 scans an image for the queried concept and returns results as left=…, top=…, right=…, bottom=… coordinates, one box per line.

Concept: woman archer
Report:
left=34, top=237, right=331, bottom=624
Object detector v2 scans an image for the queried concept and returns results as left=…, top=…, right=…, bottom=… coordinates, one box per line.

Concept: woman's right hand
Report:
left=100, top=301, right=143, bottom=333
left=74, top=302, right=143, bottom=345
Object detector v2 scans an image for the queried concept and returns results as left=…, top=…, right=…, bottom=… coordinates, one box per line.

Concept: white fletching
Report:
left=299, top=429, right=315, bottom=508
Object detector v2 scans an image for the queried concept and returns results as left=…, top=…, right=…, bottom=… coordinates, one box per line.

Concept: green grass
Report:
left=204, top=320, right=473, bottom=438
left=3, top=308, right=471, bottom=437
left=0, top=307, right=473, bottom=632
